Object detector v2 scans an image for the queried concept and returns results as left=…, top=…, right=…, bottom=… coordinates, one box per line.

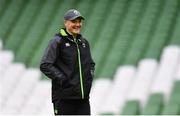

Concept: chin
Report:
left=74, top=31, right=80, bottom=34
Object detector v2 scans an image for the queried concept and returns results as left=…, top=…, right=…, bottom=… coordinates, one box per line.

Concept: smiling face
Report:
left=64, top=18, right=82, bottom=37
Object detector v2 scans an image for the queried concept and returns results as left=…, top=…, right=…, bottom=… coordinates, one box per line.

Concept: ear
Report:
left=64, top=20, right=68, bottom=27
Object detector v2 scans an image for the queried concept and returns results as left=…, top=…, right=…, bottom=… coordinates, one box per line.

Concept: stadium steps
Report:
left=83, top=0, right=112, bottom=46
left=96, top=0, right=146, bottom=78
left=95, top=45, right=180, bottom=115
left=123, top=0, right=161, bottom=65
left=161, top=81, right=180, bottom=114
left=0, top=39, right=2, bottom=49
left=90, top=78, right=113, bottom=114
left=0, top=0, right=10, bottom=21
left=0, top=41, right=53, bottom=115
left=170, top=3, right=180, bottom=46
left=121, top=45, right=180, bottom=115
left=162, top=102, right=180, bottom=115
left=141, top=93, right=164, bottom=115
left=4, top=0, right=45, bottom=54
left=99, top=0, right=159, bottom=79
left=150, top=46, right=180, bottom=101
left=144, top=0, right=178, bottom=59
left=126, top=45, right=180, bottom=112
left=14, top=0, right=60, bottom=65
left=92, top=0, right=129, bottom=78
left=97, top=66, right=136, bottom=114
left=0, top=0, right=28, bottom=42
left=169, top=81, right=180, bottom=104
left=121, top=100, right=141, bottom=115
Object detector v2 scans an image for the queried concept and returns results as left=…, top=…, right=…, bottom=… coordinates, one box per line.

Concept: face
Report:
left=64, top=18, right=82, bottom=36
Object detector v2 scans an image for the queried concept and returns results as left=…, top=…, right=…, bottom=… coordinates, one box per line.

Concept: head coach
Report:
left=40, top=9, right=95, bottom=115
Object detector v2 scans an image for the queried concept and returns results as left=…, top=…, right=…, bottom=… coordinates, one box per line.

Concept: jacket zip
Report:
left=74, top=39, right=84, bottom=99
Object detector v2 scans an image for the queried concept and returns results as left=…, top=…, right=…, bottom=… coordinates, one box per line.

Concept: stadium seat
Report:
left=170, top=6, right=180, bottom=46
left=97, top=0, right=145, bottom=78
left=0, top=0, right=27, bottom=41
left=123, top=0, right=160, bottom=65
left=90, top=79, right=112, bottom=115
left=5, top=0, right=44, bottom=53
left=15, top=0, right=60, bottom=64
left=169, top=81, right=180, bottom=103
left=162, top=81, right=180, bottom=115
left=39, top=99, right=54, bottom=115
left=20, top=81, right=51, bottom=114
left=83, top=0, right=112, bottom=45
left=99, top=66, right=136, bottom=114
left=145, top=0, right=177, bottom=59
left=162, top=102, right=180, bottom=115
left=96, top=0, right=128, bottom=78
left=121, top=100, right=141, bottom=115
left=142, top=93, right=164, bottom=115
left=2, top=63, right=25, bottom=102
left=0, top=50, right=14, bottom=77
left=127, top=59, right=158, bottom=106
left=151, top=46, right=180, bottom=99
left=175, top=55, right=180, bottom=80
left=0, top=39, right=2, bottom=50
left=0, top=0, right=10, bottom=18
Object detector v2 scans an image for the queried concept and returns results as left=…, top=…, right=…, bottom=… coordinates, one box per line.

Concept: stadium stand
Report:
left=0, top=40, right=53, bottom=115
left=1, top=0, right=180, bottom=115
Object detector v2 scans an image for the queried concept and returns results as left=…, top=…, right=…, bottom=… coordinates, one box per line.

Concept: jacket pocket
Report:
left=84, top=80, right=92, bottom=97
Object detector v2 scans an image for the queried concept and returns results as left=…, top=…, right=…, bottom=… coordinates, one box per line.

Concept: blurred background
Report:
left=1, top=0, right=180, bottom=115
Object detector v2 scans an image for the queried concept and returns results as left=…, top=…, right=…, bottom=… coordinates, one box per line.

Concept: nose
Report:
left=76, top=22, right=81, bottom=27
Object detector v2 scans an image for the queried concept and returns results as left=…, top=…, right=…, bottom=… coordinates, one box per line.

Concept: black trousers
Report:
left=53, top=99, right=90, bottom=115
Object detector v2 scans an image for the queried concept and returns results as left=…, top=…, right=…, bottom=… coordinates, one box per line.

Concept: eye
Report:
left=71, top=20, right=76, bottom=23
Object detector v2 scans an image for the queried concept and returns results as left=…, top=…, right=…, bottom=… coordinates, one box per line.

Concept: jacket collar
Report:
left=60, top=28, right=83, bottom=43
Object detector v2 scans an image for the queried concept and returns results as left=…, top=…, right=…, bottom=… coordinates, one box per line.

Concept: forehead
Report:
left=65, top=18, right=82, bottom=23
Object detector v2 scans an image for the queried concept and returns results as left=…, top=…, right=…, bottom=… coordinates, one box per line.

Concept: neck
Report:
left=66, top=29, right=77, bottom=39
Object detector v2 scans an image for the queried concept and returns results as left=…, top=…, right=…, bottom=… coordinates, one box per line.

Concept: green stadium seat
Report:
left=0, top=0, right=27, bottom=41
left=170, top=7, right=180, bottom=46
left=144, top=0, right=177, bottom=59
left=15, top=0, right=60, bottom=64
left=83, top=0, right=112, bottom=44
left=123, top=0, right=161, bottom=65
left=162, top=81, right=180, bottom=115
left=169, top=81, right=180, bottom=104
left=121, top=100, right=141, bottom=115
left=142, top=93, right=164, bottom=115
left=5, top=0, right=44, bottom=52
left=162, top=102, right=180, bottom=115
left=97, top=0, right=146, bottom=78
left=0, top=0, right=10, bottom=21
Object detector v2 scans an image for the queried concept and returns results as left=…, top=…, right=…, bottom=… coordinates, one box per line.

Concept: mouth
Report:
left=72, top=27, right=81, bottom=34
left=73, top=26, right=81, bottom=30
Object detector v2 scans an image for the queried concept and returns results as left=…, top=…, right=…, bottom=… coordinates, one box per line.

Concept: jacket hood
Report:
left=59, top=28, right=84, bottom=43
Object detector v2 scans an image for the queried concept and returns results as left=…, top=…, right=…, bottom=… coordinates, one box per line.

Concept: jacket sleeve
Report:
left=40, top=36, right=66, bottom=82
left=87, top=40, right=95, bottom=78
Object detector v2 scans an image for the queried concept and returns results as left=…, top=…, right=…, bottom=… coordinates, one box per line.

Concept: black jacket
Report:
left=40, top=28, right=95, bottom=102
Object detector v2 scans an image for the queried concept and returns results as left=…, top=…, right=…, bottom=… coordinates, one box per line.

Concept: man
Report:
left=40, top=9, right=95, bottom=115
